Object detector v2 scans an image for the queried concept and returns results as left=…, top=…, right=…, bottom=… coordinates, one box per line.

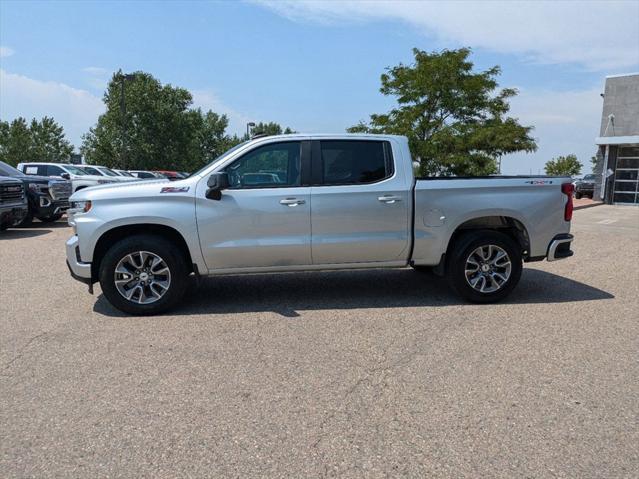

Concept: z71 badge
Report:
left=160, top=186, right=190, bottom=193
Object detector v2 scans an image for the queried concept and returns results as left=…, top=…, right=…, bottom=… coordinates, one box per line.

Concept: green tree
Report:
left=0, top=117, right=72, bottom=166
left=29, top=117, right=73, bottom=163
left=245, top=121, right=295, bottom=140
left=544, top=154, right=582, bottom=176
left=348, top=48, right=537, bottom=176
left=81, top=71, right=236, bottom=172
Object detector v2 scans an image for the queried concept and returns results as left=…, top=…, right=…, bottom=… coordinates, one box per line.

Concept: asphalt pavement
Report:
left=1, top=205, right=638, bottom=478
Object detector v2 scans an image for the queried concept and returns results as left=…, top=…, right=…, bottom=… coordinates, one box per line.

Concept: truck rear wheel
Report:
left=446, top=230, right=522, bottom=303
left=99, top=234, right=188, bottom=315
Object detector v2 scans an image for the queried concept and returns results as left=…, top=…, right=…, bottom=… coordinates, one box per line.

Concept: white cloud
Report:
left=254, top=0, right=639, bottom=70
left=0, top=69, right=104, bottom=148
left=191, top=89, right=252, bottom=136
left=82, top=66, right=111, bottom=91
left=501, top=87, right=603, bottom=174
left=0, top=46, right=15, bottom=58
left=82, top=66, right=109, bottom=76
left=0, top=69, right=251, bottom=147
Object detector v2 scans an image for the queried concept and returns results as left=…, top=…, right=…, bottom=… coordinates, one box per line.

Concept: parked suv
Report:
left=0, top=176, right=28, bottom=230
left=17, top=162, right=116, bottom=193
left=0, top=161, right=72, bottom=224
left=573, top=174, right=596, bottom=199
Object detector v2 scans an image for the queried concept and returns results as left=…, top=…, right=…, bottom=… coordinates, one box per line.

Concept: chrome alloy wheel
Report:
left=114, top=251, right=171, bottom=304
left=464, top=244, right=512, bottom=293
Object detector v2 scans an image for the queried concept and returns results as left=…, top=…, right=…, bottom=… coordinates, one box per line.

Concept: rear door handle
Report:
left=280, top=198, right=306, bottom=207
left=378, top=195, right=403, bottom=204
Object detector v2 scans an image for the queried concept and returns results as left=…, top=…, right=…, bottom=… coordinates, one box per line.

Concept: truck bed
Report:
left=411, top=176, right=572, bottom=265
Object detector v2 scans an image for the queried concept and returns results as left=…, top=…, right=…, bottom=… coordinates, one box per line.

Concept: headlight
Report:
left=71, top=200, right=92, bottom=213
left=28, top=183, right=43, bottom=193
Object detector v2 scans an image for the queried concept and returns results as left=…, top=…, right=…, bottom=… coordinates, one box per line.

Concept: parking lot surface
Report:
left=1, top=205, right=638, bottom=478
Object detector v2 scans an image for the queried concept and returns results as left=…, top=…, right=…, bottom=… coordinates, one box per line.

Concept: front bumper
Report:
left=66, top=235, right=93, bottom=283
left=0, top=204, right=28, bottom=227
left=32, top=195, right=70, bottom=216
left=547, top=233, right=574, bottom=262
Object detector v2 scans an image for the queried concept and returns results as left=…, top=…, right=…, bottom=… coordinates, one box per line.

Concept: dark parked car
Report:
left=573, top=174, right=596, bottom=199
left=0, top=161, right=72, bottom=225
left=0, top=176, right=28, bottom=230
left=154, top=170, right=184, bottom=181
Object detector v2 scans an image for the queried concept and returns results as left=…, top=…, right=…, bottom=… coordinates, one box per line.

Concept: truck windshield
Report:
left=188, top=140, right=252, bottom=178
left=98, top=167, right=119, bottom=177
left=64, top=165, right=89, bottom=175
left=0, top=161, right=25, bottom=177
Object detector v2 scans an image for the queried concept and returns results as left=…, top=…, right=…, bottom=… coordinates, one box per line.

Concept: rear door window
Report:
left=46, top=165, right=65, bottom=176
left=317, top=140, right=393, bottom=186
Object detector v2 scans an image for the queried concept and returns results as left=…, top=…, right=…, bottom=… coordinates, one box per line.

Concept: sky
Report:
left=1, top=0, right=638, bottom=174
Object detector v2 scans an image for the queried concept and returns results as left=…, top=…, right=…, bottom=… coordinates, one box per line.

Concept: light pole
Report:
left=120, top=73, right=136, bottom=169
left=246, top=122, right=255, bottom=139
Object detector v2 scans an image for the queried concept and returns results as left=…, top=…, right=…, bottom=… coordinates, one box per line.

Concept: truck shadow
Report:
left=93, top=268, right=614, bottom=318
left=0, top=229, right=52, bottom=239
left=0, top=219, right=69, bottom=239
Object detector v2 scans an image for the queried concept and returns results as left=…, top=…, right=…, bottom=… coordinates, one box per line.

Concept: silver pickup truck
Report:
left=66, top=134, right=575, bottom=315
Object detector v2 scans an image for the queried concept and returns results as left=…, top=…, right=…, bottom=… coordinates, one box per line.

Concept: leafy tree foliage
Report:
left=81, top=71, right=237, bottom=172
left=348, top=48, right=537, bottom=176
left=246, top=121, right=294, bottom=139
left=544, top=154, right=582, bottom=176
left=0, top=117, right=73, bottom=166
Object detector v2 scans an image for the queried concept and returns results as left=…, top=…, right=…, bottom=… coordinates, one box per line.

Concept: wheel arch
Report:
left=91, top=224, right=195, bottom=281
left=446, top=215, right=531, bottom=260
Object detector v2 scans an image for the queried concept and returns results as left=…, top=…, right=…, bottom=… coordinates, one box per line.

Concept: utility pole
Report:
left=120, top=73, right=136, bottom=169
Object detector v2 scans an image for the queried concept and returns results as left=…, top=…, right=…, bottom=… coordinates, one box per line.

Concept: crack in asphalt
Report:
left=1, top=331, right=49, bottom=372
left=309, top=316, right=466, bottom=458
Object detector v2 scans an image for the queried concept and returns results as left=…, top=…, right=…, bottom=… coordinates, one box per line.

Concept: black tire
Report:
left=575, top=192, right=582, bottom=199
left=18, top=210, right=34, bottom=227
left=36, top=213, right=62, bottom=223
left=446, top=230, right=522, bottom=303
left=99, top=234, right=189, bottom=315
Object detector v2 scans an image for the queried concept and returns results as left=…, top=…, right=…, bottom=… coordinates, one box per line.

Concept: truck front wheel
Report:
left=99, top=234, right=188, bottom=315
left=446, top=230, right=522, bottom=303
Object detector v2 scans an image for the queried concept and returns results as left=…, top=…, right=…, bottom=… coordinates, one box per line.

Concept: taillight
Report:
left=561, top=183, right=574, bottom=221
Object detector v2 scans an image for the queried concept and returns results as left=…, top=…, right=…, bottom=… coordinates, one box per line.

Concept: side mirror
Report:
left=206, top=172, right=229, bottom=200
left=61, top=173, right=71, bottom=180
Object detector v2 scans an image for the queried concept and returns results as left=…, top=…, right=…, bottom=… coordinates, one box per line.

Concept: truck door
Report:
left=196, top=140, right=312, bottom=270
left=310, top=139, right=411, bottom=265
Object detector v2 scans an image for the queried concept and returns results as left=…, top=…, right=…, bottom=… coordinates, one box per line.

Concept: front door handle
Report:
left=378, top=195, right=403, bottom=204
left=280, top=198, right=306, bottom=207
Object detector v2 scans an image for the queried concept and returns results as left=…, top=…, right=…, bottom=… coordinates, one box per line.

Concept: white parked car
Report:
left=78, top=165, right=138, bottom=182
left=17, top=162, right=117, bottom=193
left=113, top=169, right=136, bottom=178
left=128, top=170, right=167, bottom=180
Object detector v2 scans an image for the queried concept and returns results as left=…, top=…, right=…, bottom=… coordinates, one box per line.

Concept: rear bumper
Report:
left=66, top=235, right=92, bottom=280
left=547, top=233, right=574, bottom=261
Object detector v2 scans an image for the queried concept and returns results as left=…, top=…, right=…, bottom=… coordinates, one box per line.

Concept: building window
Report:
left=613, top=146, right=639, bottom=204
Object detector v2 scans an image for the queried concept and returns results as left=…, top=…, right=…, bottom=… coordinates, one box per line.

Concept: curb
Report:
left=574, top=202, right=603, bottom=211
